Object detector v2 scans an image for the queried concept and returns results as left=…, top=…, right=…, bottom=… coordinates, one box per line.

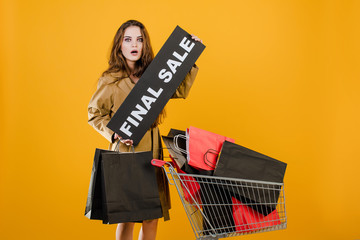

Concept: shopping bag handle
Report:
left=173, top=134, right=188, bottom=155
left=114, top=140, right=135, bottom=153
left=204, top=149, right=218, bottom=169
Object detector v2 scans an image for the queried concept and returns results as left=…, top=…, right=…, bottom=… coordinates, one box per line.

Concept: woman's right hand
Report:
left=114, top=133, right=134, bottom=146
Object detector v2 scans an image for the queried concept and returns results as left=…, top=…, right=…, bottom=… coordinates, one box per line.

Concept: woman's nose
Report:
left=132, top=40, right=137, bottom=47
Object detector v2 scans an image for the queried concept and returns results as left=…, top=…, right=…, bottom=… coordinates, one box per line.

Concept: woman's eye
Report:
left=137, top=38, right=143, bottom=42
left=124, top=38, right=131, bottom=42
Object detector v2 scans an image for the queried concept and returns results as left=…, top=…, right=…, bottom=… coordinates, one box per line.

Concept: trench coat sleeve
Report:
left=88, top=76, right=115, bottom=143
left=172, top=65, right=199, bottom=99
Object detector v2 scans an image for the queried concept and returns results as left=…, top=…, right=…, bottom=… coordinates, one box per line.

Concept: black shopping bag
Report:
left=199, top=179, right=235, bottom=235
left=84, top=148, right=112, bottom=220
left=85, top=148, right=162, bottom=224
left=214, top=141, right=287, bottom=216
left=100, top=150, right=162, bottom=224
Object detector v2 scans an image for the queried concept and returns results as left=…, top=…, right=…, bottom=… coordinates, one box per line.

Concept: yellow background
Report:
left=1, top=0, right=359, bottom=239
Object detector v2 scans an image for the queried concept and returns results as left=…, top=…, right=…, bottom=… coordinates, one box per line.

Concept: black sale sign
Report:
left=107, top=26, right=205, bottom=145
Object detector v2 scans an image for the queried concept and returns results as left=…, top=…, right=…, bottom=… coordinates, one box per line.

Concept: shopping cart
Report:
left=151, top=159, right=287, bottom=240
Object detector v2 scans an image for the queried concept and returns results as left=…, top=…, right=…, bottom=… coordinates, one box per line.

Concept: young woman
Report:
left=87, top=20, right=202, bottom=240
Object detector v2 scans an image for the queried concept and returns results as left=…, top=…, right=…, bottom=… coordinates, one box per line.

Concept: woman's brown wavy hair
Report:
left=103, top=20, right=166, bottom=128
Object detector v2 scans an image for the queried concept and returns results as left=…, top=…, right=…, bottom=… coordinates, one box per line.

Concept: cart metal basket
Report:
left=151, top=159, right=287, bottom=240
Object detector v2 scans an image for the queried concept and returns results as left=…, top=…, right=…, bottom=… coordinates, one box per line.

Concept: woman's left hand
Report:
left=191, top=34, right=203, bottom=43
left=114, top=133, right=134, bottom=146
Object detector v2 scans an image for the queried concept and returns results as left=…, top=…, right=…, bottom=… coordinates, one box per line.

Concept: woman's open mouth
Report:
left=131, top=50, right=138, bottom=56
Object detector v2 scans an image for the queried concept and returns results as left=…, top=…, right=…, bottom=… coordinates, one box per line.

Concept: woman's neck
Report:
left=126, top=59, right=136, bottom=72
left=129, top=74, right=139, bottom=83
left=126, top=61, right=139, bottom=83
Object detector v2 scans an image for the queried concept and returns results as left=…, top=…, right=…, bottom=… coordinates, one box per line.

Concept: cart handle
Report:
left=151, top=159, right=167, bottom=167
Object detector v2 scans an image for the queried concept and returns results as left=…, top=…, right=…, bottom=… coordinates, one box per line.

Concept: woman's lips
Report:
left=131, top=50, right=138, bottom=55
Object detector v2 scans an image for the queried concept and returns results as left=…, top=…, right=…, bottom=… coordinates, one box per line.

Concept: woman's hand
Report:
left=114, top=133, right=134, bottom=146
left=191, top=34, right=203, bottom=43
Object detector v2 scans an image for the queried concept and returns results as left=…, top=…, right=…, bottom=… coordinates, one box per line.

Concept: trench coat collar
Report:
left=109, top=71, right=138, bottom=85
left=109, top=70, right=127, bottom=78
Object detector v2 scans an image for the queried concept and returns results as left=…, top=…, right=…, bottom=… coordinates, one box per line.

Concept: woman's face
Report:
left=121, top=26, right=143, bottom=65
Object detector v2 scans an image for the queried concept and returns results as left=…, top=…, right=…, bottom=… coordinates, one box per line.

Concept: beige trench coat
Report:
left=88, top=66, right=199, bottom=221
